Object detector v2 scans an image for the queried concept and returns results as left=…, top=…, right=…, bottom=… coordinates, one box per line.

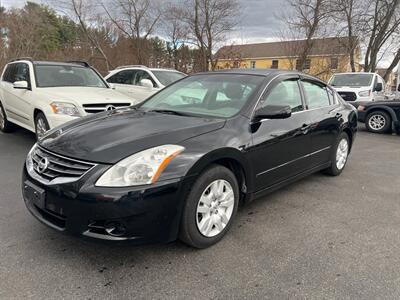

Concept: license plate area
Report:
left=23, top=180, right=46, bottom=209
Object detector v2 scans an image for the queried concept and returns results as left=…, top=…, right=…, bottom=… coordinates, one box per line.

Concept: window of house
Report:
left=271, top=60, right=279, bottom=69
left=260, top=79, right=304, bottom=112
left=301, top=81, right=331, bottom=109
left=296, top=59, right=311, bottom=70
left=250, top=61, right=256, bottom=69
left=304, top=59, right=311, bottom=70
left=331, top=57, right=338, bottom=69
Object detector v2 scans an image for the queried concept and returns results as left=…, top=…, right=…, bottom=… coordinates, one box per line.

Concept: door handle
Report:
left=300, top=124, right=311, bottom=134
left=335, top=113, right=342, bottom=119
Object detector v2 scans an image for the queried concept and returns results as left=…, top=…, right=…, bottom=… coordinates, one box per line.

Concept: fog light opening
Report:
left=104, top=221, right=126, bottom=237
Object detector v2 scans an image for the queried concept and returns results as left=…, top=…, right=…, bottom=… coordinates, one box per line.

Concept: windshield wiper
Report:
left=149, top=109, right=192, bottom=116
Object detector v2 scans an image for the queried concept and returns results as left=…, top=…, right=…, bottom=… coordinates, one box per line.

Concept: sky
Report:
left=1, top=0, right=285, bottom=43
left=1, top=0, right=397, bottom=68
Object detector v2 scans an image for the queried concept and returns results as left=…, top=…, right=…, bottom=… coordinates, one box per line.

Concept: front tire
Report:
left=0, top=102, right=14, bottom=133
left=323, top=132, right=350, bottom=176
left=34, top=112, right=50, bottom=140
left=179, top=165, right=239, bottom=248
left=365, top=110, right=391, bottom=133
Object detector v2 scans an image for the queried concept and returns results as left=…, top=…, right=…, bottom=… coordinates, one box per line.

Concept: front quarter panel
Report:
left=156, top=115, right=255, bottom=191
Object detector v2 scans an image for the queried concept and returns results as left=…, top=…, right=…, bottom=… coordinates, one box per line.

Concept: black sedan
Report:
left=22, top=69, right=357, bottom=248
left=357, top=100, right=400, bottom=134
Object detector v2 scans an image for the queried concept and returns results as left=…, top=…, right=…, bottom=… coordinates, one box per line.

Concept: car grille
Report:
left=82, top=103, right=131, bottom=114
left=32, top=146, right=96, bottom=181
left=338, top=92, right=357, bottom=102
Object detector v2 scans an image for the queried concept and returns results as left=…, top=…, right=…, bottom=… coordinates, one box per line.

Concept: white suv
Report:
left=105, top=65, right=186, bottom=101
left=0, top=59, right=139, bottom=139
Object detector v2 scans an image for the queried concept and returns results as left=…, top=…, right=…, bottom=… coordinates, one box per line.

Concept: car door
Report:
left=0, top=63, right=32, bottom=126
left=300, top=79, right=342, bottom=167
left=249, top=75, right=313, bottom=191
left=373, top=75, right=386, bottom=101
left=106, top=70, right=137, bottom=97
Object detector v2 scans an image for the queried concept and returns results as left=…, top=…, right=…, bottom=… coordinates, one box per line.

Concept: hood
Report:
left=39, top=87, right=140, bottom=105
left=40, top=108, right=226, bottom=164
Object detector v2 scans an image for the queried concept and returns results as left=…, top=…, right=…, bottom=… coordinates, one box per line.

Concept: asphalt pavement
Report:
left=0, top=125, right=399, bottom=299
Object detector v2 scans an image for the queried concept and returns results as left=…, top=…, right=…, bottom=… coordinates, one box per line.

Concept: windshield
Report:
left=35, top=65, right=107, bottom=88
left=140, top=74, right=264, bottom=118
left=330, top=74, right=373, bottom=87
left=152, top=70, right=186, bottom=86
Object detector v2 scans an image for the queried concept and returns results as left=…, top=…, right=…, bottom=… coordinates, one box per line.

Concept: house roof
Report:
left=216, top=37, right=357, bottom=60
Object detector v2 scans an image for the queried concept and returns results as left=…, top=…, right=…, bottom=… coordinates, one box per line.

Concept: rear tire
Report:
left=34, top=112, right=50, bottom=140
left=365, top=110, right=391, bottom=134
left=323, top=132, right=350, bottom=176
left=0, top=102, right=14, bottom=133
left=179, top=164, right=239, bottom=248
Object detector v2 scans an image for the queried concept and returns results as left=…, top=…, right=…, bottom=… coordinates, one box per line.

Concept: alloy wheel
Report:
left=336, top=138, right=349, bottom=170
left=196, top=179, right=235, bottom=237
left=368, top=114, right=386, bottom=131
left=36, top=118, right=48, bottom=139
left=0, top=106, right=4, bottom=130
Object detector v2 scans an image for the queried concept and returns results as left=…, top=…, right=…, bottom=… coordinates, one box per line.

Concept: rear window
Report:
left=152, top=71, right=186, bottom=86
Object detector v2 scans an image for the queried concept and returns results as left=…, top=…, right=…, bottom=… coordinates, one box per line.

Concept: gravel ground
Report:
left=0, top=125, right=399, bottom=299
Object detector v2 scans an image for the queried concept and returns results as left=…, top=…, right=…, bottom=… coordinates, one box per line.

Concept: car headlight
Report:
left=96, top=145, right=185, bottom=187
left=50, top=102, right=80, bottom=117
left=26, top=143, right=37, bottom=172
left=358, top=90, right=371, bottom=97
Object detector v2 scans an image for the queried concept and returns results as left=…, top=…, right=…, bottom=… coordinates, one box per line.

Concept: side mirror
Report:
left=374, top=82, right=383, bottom=92
left=140, top=79, right=153, bottom=89
left=254, top=105, right=292, bottom=121
left=13, top=81, right=29, bottom=89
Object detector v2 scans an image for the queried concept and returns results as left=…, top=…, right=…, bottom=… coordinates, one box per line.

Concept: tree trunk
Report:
left=383, top=48, right=400, bottom=81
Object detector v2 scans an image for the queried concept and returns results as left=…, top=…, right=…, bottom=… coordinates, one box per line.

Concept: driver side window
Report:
left=134, top=70, right=157, bottom=87
left=260, top=79, right=304, bottom=112
left=107, top=70, right=136, bottom=84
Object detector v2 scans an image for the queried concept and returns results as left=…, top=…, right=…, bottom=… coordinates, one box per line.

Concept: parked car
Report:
left=357, top=100, right=400, bottom=134
left=104, top=65, right=186, bottom=101
left=22, top=69, right=357, bottom=248
left=329, top=72, right=386, bottom=104
left=0, top=58, right=139, bottom=139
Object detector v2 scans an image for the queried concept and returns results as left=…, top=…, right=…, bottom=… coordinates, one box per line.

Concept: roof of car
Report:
left=33, top=61, right=88, bottom=67
left=196, top=68, right=305, bottom=77
left=332, top=72, right=377, bottom=76
left=9, top=59, right=89, bottom=68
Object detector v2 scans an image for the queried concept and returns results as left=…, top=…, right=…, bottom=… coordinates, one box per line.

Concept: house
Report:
left=215, top=37, right=362, bottom=81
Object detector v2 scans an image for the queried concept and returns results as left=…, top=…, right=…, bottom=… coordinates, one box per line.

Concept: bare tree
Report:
left=283, top=0, right=332, bottom=71
left=162, top=2, right=188, bottom=69
left=51, top=0, right=113, bottom=71
left=182, top=0, right=239, bottom=71
left=330, top=0, right=367, bottom=71
left=383, top=46, right=400, bottom=80
left=363, top=0, right=400, bottom=72
left=102, top=0, right=162, bottom=65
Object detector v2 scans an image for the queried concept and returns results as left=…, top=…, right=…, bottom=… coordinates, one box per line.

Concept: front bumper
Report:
left=46, top=114, right=80, bottom=129
left=22, top=166, right=191, bottom=245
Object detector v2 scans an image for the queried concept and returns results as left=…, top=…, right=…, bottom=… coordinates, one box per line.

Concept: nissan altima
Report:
left=22, top=69, right=357, bottom=248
